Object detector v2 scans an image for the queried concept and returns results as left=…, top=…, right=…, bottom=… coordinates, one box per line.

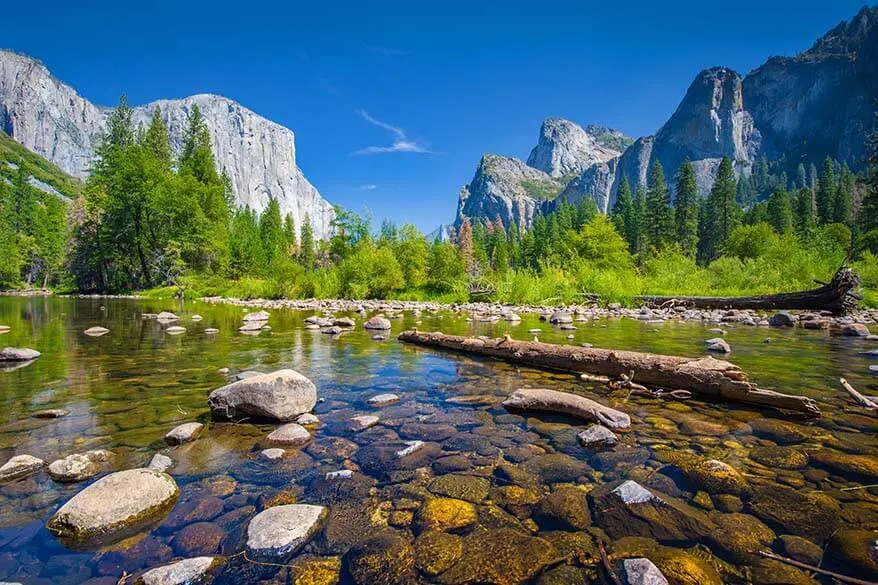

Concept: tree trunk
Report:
left=636, top=267, right=861, bottom=315
left=398, top=331, right=821, bottom=416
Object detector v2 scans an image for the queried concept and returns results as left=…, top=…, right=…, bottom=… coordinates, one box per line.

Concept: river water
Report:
left=0, top=296, right=876, bottom=584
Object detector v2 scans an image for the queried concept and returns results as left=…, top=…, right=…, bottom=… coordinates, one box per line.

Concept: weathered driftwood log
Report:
left=398, top=331, right=821, bottom=416
left=636, top=267, right=861, bottom=315
left=503, top=388, right=631, bottom=430
left=839, top=378, right=878, bottom=409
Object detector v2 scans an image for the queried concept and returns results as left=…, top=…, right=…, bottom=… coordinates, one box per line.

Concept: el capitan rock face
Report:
left=449, top=6, right=877, bottom=231
left=0, top=50, right=334, bottom=238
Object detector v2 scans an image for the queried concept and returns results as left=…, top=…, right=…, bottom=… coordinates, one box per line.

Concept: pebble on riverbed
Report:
left=47, top=451, right=112, bottom=483
left=84, top=326, right=110, bottom=337
left=164, top=422, right=204, bottom=445
left=246, top=504, right=328, bottom=561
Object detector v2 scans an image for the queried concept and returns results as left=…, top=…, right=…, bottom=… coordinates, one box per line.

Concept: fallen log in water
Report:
left=636, top=267, right=861, bottom=315
left=503, top=388, right=631, bottom=430
left=398, top=330, right=821, bottom=416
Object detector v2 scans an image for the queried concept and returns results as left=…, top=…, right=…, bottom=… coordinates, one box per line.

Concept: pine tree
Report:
left=862, top=104, right=878, bottom=234
left=299, top=214, right=316, bottom=269
left=142, top=106, right=173, bottom=170
left=632, top=183, right=647, bottom=255
left=766, top=186, right=794, bottom=235
left=458, top=218, right=474, bottom=275
left=491, top=217, right=509, bottom=274
left=794, top=187, right=816, bottom=235
left=835, top=163, right=854, bottom=226
left=611, top=177, right=635, bottom=252
left=816, top=157, right=837, bottom=224
left=283, top=214, right=297, bottom=255
left=179, top=104, right=220, bottom=185
left=259, top=198, right=284, bottom=266
left=796, top=163, right=808, bottom=190
left=644, top=160, right=673, bottom=250
left=674, top=159, right=699, bottom=257
left=700, top=157, right=739, bottom=262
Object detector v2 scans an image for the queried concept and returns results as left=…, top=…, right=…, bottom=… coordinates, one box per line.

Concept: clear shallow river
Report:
left=0, top=296, right=876, bottom=584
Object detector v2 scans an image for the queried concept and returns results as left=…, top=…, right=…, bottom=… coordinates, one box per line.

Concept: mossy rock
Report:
left=521, top=453, right=590, bottom=484
left=748, top=485, right=841, bottom=542
left=747, top=559, right=818, bottom=585
left=778, top=535, right=824, bottom=566
left=414, top=498, right=477, bottom=533
left=437, top=528, right=555, bottom=585
left=749, top=446, right=808, bottom=470
left=540, top=530, right=599, bottom=564
left=344, top=531, right=415, bottom=585
left=711, top=494, right=743, bottom=513
left=654, top=451, right=749, bottom=496
left=709, top=512, right=775, bottom=562
left=826, top=529, right=878, bottom=579
left=535, top=564, right=589, bottom=585
left=414, top=531, right=463, bottom=576
left=533, top=486, right=591, bottom=531
left=428, top=474, right=490, bottom=503
left=809, top=449, right=878, bottom=482
left=644, top=545, right=723, bottom=585
left=290, top=555, right=342, bottom=585
left=749, top=419, right=813, bottom=444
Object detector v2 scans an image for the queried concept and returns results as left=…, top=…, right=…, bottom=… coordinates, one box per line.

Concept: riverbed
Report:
left=0, top=296, right=876, bottom=584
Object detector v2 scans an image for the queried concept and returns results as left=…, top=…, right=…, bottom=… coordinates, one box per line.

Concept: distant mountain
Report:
left=0, top=50, right=335, bottom=238
left=0, top=129, right=79, bottom=200
left=449, top=5, right=878, bottom=232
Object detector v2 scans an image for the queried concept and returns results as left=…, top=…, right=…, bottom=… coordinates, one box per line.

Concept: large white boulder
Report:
left=208, top=369, right=317, bottom=422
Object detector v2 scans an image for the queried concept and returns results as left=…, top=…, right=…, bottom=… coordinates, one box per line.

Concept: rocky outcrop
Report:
left=527, top=118, right=622, bottom=179
left=0, top=50, right=335, bottom=238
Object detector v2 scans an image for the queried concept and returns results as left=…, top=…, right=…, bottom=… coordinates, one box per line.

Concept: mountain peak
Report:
left=806, top=5, right=878, bottom=57
left=526, top=117, right=622, bottom=179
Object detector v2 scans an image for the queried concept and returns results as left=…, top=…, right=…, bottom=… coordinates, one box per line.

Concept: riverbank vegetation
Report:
left=2, top=97, right=878, bottom=306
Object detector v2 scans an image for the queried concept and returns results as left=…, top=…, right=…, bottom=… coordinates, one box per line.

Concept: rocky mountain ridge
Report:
left=0, top=50, right=335, bottom=238
left=449, top=5, right=878, bottom=233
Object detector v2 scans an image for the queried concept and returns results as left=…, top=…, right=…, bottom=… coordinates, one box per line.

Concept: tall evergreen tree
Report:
left=699, top=157, right=739, bottom=262
left=458, top=218, right=474, bottom=275
left=674, top=159, right=699, bottom=257
left=766, top=186, right=794, bottom=235
left=796, top=163, right=808, bottom=190
left=259, top=198, right=284, bottom=266
left=644, top=160, right=673, bottom=250
left=816, top=157, right=837, bottom=225
left=835, top=163, right=854, bottom=226
left=142, top=106, right=173, bottom=170
left=179, top=104, right=220, bottom=185
left=298, top=215, right=316, bottom=269
left=632, top=183, right=647, bottom=256
left=611, top=177, right=635, bottom=252
left=794, top=187, right=816, bottom=235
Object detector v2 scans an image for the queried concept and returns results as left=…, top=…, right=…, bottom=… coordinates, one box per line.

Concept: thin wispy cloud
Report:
left=354, top=110, right=435, bottom=155
left=360, top=184, right=378, bottom=191
left=366, top=45, right=408, bottom=57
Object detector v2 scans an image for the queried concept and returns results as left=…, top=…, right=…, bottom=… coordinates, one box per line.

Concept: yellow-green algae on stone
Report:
left=46, top=468, right=179, bottom=546
left=414, top=531, right=464, bottom=576
left=414, top=498, right=477, bottom=533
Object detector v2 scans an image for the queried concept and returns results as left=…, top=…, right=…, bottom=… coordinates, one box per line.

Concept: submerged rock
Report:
left=749, top=418, right=813, bottom=444
left=0, top=347, right=40, bottom=361
left=208, top=369, right=317, bottom=422
left=367, top=393, right=400, bottom=407
left=748, top=485, right=841, bottom=542
left=654, top=451, right=749, bottom=496
left=0, top=454, right=45, bottom=482
left=246, top=504, right=328, bottom=561
left=136, top=556, right=223, bottom=585
left=437, top=528, right=555, bottom=585
left=414, top=498, right=478, bottom=533
left=809, top=449, right=878, bottom=481
left=414, top=531, right=463, bottom=576
left=588, top=480, right=715, bottom=542
left=47, top=468, right=179, bottom=544
left=709, top=512, right=775, bottom=562
left=533, top=486, right=591, bottom=531
left=428, top=474, right=490, bottom=503
left=350, top=415, right=380, bottom=431
left=344, top=532, right=416, bottom=585
left=266, top=423, right=312, bottom=447
left=148, top=454, right=174, bottom=472
left=749, top=446, right=808, bottom=470
left=32, top=408, right=70, bottom=418
left=778, top=535, right=824, bottom=566
left=826, top=529, right=878, bottom=579
left=164, top=422, right=204, bottom=445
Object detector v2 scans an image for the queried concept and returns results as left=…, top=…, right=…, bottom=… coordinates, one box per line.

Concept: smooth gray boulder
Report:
left=364, top=316, right=392, bottom=330
left=769, top=312, right=796, bottom=327
left=137, top=556, right=223, bottom=585
left=47, top=468, right=179, bottom=543
left=47, top=451, right=110, bottom=483
left=0, top=454, right=45, bottom=482
left=350, top=415, right=379, bottom=431
left=165, top=326, right=186, bottom=335
left=705, top=338, right=731, bottom=353
left=246, top=504, right=327, bottom=561
left=243, top=310, right=270, bottom=322
left=208, top=369, right=317, bottom=422
left=164, top=422, right=204, bottom=445
left=367, top=393, right=400, bottom=407
left=32, top=408, right=70, bottom=418
left=622, top=558, right=669, bottom=585
left=148, top=454, right=174, bottom=472
left=84, top=327, right=110, bottom=337
left=0, top=347, right=40, bottom=362
left=265, top=423, right=311, bottom=447
left=156, top=312, right=179, bottom=322
left=577, top=425, right=618, bottom=450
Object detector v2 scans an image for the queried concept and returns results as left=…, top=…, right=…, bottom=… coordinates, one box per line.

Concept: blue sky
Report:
left=2, top=0, right=869, bottom=232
